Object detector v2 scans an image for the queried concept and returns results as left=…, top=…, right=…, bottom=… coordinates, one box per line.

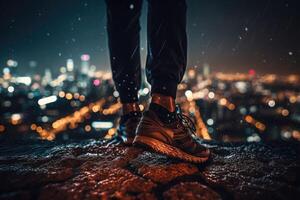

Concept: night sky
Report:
left=1, top=0, right=299, bottom=75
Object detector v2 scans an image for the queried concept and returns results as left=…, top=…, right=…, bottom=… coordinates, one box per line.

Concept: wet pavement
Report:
left=0, top=139, right=299, bottom=200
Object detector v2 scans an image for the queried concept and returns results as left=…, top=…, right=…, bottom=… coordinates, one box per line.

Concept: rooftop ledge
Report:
left=0, top=140, right=299, bottom=200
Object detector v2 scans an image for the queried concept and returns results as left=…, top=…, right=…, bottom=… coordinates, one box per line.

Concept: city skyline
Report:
left=0, top=0, right=299, bottom=75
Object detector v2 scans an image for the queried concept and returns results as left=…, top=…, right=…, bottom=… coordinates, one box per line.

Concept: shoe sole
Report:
left=133, top=135, right=210, bottom=164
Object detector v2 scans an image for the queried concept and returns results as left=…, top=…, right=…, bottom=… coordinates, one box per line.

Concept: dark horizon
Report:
left=0, top=0, right=299, bottom=75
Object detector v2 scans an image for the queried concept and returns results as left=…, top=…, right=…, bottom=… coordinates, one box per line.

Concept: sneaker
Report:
left=133, top=109, right=210, bottom=163
left=107, top=115, right=141, bottom=146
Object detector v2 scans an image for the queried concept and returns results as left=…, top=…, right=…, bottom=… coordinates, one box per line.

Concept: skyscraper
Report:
left=80, top=54, right=90, bottom=75
left=203, top=63, right=210, bottom=79
left=66, top=59, right=74, bottom=72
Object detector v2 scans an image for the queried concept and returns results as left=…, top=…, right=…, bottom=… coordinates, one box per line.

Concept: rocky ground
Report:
left=0, top=139, right=299, bottom=200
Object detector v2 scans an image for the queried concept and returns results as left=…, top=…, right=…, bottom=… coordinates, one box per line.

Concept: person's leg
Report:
left=146, top=0, right=187, bottom=113
left=134, top=0, right=210, bottom=163
left=106, top=0, right=142, bottom=106
left=105, top=0, right=143, bottom=145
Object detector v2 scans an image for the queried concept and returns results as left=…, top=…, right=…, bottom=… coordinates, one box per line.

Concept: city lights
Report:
left=113, top=90, right=119, bottom=98
left=3, top=67, right=10, bottom=74
left=185, top=90, right=193, bottom=101
left=58, top=91, right=65, bottom=98
left=65, top=93, right=73, bottom=100
left=247, top=134, right=261, bottom=142
left=0, top=125, right=5, bottom=133
left=207, top=118, right=214, bottom=126
left=93, top=79, right=100, bottom=86
left=66, top=59, right=74, bottom=71
left=268, top=100, right=276, bottom=107
left=11, top=114, right=22, bottom=125
left=104, top=128, right=117, bottom=140
left=208, top=91, right=215, bottom=99
left=7, top=59, right=18, bottom=67
left=7, top=86, right=14, bottom=93
left=0, top=54, right=299, bottom=144
left=38, top=95, right=58, bottom=106
left=219, top=98, right=227, bottom=106
left=91, top=121, right=114, bottom=129
left=81, top=54, right=90, bottom=61
left=84, top=125, right=92, bottom=132
left=245, top=115, right=266, bottom=132
left=15, top=77, right=32, bottom=85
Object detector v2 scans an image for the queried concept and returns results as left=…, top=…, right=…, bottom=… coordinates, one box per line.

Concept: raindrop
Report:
left=129, top=4, right=134, bottom=10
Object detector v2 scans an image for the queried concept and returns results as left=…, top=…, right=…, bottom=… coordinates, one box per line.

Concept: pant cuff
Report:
left=151, top=79, right=178, bottom=99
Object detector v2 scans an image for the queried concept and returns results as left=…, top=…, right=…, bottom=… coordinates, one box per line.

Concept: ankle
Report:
left=151, top=93, right=176, bottom=112
left=149, top=103, right=176, bottom=124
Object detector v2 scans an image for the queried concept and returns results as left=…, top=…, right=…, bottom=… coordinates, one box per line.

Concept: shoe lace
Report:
left=176, top=105, right=197, bottom=135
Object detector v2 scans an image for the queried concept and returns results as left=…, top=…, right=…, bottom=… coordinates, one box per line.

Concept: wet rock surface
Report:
left=0, top=140, right=299, bottom=200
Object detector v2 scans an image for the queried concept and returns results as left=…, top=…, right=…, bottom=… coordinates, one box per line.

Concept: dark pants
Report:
left=105, top=0, right=187, bottom=103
